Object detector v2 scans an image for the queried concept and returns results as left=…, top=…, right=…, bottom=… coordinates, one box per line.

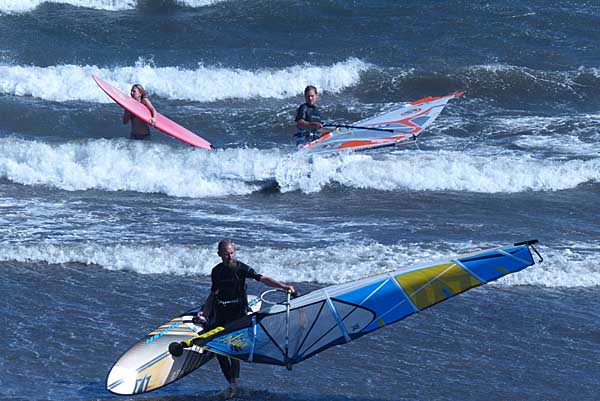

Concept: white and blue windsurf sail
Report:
left=299, top=91, right=463, bottom=155
left=178, top=240, right=541, bottom=369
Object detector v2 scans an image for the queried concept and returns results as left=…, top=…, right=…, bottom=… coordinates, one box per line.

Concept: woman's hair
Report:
left=131, top=84, right=148, bottom=99
left=304, top=85, right=318, bottom=95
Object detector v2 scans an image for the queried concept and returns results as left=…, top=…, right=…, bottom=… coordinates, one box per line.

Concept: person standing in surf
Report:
left=198, top=240, right=295, bottom=399
left=122, top=83, right=157, bottom=140
left=294, top=85, right=327, bottom=146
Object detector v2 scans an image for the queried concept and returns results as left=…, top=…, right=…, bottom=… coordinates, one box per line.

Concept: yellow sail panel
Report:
left=395, top=263, right=481, bottom=309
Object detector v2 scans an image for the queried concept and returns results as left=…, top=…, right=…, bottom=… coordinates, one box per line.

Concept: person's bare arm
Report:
left=142, top=98, right=157, bottom=126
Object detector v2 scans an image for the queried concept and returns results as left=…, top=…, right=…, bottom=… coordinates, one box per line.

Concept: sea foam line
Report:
left=0, top=0, right=225, bottom=13
left=1, top=241, right=597, bottom=288
left=0, top=137, right=599, bottom=196
left=463, top=64, right=586, bottom=93
left=0, top=58, right=371, bottom=102
left=0, top=0, right=137, bottom=13
left=274, top=151, right=600, bottom=194
left=0, top=137, right=278, bottom=197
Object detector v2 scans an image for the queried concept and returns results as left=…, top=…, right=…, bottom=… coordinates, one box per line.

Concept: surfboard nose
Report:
left=106, top=365, right=139, bottom=395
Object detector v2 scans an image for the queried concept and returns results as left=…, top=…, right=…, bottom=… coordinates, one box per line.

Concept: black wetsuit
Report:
left=294, top=103, right=323, bottom=145
left=210, top=260, right=262, bottom=384
left=210, top=260, right=262, bottom=324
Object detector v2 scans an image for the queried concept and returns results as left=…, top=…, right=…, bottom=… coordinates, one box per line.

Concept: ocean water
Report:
left=1, top=1, right=599, bottom=400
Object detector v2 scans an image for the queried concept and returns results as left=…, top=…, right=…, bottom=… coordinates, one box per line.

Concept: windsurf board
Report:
left=106, top=295, right=261, bottom=395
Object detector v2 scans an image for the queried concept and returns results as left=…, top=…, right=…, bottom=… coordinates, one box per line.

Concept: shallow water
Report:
left=1, top=1, right=599, bottom=400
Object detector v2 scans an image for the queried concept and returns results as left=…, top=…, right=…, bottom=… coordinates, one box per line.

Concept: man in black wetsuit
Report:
left=294, top=85, right=325, bottom=146
left=198, top=240, right=295, bottom=399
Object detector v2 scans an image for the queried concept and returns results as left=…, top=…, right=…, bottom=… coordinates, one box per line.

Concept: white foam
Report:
left=276, top=151, right=600, bottom=193
left=176, top=0, right=229, bottom=6
left=499, top=242, right=600, bottom=288
left=0, top=58, right=371, bottom=102
left=493, top=114, right=600, bottom=156
left=1, top=241, right=597, bottom=288
left=0, top=0, right=231, bottom=13
left=514, top=134, right=600, bottom=156
left=465, top=63, right=584, bottom=95
left=0, top=137, right=277, bottom=197
left=1, top=137, right=599, bottom=196
left=0, top=0, right=136, bottom=13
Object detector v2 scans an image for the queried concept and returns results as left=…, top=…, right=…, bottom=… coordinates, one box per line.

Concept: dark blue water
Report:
left=1, top=1, right=599, bottom=400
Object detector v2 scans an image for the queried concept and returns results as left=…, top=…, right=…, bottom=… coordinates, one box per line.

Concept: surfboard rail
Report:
left=106, top=295, right=261, bottom=395
left=93, top=75, right=213, bottom=150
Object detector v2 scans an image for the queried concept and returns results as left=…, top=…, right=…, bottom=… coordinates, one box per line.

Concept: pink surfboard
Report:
left=93, top=75, right=213, bottom=150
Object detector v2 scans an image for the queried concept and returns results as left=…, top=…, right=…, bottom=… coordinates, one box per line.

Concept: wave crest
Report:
left=1, top=241, right=597, bottom=288
left=0, top=0, right=137, bottom=13
left=1, top=138, right=598, bottom=196
left=0, top=58, right=371, bottom=102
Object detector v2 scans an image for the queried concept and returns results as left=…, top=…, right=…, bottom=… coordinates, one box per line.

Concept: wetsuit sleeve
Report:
left=295, top=104, right=308, bottom=122
left=239, top=262, right=262, bottom=282
left=210, top=264, right=220, bottom=292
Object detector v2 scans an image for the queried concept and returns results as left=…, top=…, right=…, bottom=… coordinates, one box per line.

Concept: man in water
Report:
left=198, top=240, right=295, bottom=399
left=294, top=85, right=325, bottom=147
left=122, top=83, right=157, bottom=140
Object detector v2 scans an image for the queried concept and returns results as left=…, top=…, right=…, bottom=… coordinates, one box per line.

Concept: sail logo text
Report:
left=218, top=333, right=249, bottom=351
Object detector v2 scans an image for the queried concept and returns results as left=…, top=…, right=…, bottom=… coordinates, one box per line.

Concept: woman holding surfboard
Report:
left=122, top=83, right=157, bottom=140
left=93, top=75, right=213, bottom=149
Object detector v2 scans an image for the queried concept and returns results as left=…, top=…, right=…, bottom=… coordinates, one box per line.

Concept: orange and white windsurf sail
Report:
left=300, top=91, right=464, bottom=155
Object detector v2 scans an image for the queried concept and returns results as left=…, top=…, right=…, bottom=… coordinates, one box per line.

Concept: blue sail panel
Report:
left=194, top=242, right=540, bottom=369
left=203, top=327, right=254, bottom=358
left=334, top=278, right=417, bottom=334
left=458, top=246, right=534, bottom=282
